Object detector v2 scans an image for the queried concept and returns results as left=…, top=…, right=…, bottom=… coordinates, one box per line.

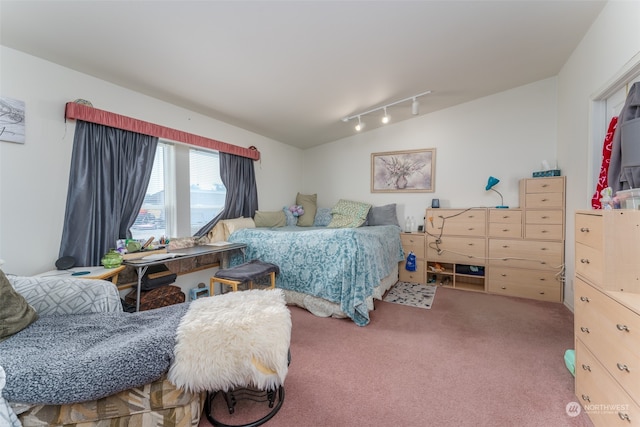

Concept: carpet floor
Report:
left=199, top=287, right=593, bottom=427
left=383, top=281, right=436, bottom=309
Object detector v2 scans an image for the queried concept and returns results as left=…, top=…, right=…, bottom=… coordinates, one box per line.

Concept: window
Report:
left=190, top=149, right=225, bottom=235
left=131, top=142, right=225, bottom=241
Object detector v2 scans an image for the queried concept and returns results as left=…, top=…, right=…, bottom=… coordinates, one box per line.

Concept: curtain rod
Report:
left=64, top=102, right=260, bottom=161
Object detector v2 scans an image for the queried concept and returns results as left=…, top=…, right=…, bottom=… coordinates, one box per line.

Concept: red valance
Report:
left=65, top=102, right=260, bottom=161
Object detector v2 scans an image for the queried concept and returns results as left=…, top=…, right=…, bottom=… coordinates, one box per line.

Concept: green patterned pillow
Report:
left=327, top=199, right=372, bottom=228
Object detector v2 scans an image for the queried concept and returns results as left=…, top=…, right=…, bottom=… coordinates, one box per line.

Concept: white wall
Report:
left=557, top=0, right=640, bottom=310
left=303, top=78, right=559, bottom=227
left=0, top=47, right=303, bottom=276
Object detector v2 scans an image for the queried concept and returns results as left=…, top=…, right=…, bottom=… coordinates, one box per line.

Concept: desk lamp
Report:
left=486, top=176, right=508, bottom=208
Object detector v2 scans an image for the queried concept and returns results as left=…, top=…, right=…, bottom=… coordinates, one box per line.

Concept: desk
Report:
left=37, top=265, right=126, bottom=284
left=124, top=243, right=246, bottom=311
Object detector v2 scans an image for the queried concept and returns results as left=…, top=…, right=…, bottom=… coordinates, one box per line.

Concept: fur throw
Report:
left=168, top=289, right=291, bottom=393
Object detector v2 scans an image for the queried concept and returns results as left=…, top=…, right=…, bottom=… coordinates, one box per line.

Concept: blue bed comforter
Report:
left=228, top=225, right=403, bottom=326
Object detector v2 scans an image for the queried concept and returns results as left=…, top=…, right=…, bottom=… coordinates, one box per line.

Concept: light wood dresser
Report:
left=487, top=176, right=565, bottom=302
left=574, top=210, right=640, bottom=426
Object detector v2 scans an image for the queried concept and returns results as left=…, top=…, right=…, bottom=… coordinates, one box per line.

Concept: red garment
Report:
left=592, top=116, right=618, bottom=209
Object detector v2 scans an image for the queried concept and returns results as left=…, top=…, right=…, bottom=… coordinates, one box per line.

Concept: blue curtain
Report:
left=59, top=120, right=158, bottom=266
left=194, top=152, right=258, bottom=238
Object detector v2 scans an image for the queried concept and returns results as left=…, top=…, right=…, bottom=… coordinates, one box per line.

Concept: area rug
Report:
left=383, top=281, right=436, bottom=309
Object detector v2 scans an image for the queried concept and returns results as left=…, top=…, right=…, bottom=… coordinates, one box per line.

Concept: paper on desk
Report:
left=206, top=241, right=233, bottom=246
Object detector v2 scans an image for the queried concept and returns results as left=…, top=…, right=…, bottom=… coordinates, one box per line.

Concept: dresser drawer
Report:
left=427, top=209, right=486, bottom=236
left=399, top=260, right=425, bottom=284
left=574, top=278, right=640, bottom=405
left=489, top=209, right=522, bottom=224
left=575, top=212, right=603, bottom=250
left=488, top=222, right=522, bottom=238
left=401, top=234, right=425, bottom=258
left=489, top=239, right=563, bottom=270
left=525, top=177, right=565, bottom=193
left=575, top=340, right=640, bottom=427
left=487, top=280, right=561, bottom=302
left=488, top=266, right=561, bottom=301
left=526, top=209, right=564, bottom=225
left=524, top=224, right=564, bottom=240
left=525, top=192, right=564, bottom=209
left=575, top=242, right=604, bottom=288
left=427, top=236, right=485, bottom=265
left=489, top=266, right=560, bottom=288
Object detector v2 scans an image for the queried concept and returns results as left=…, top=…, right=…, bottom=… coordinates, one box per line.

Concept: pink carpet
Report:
left=199, top=287, right=594, bottom=427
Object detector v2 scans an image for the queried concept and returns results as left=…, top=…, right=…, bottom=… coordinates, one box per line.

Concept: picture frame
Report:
left=371, top=148, right=436, bottom=193
left=0, top=96, right=26, bottom=144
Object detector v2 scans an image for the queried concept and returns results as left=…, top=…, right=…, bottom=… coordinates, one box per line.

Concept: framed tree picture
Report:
left=371, top=148, right=436, bottom=193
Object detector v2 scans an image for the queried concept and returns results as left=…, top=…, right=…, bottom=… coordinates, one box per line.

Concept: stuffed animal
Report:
left=288, top=205, right=305, bottom=217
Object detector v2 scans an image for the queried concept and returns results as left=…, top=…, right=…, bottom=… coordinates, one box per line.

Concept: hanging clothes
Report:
left=591, top=116, right=618, bottom=209
left=608, top=82, right=640, bottom=193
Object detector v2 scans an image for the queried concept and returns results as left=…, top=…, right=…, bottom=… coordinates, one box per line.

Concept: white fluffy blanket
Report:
left=168, top=289, right=291, bottom=393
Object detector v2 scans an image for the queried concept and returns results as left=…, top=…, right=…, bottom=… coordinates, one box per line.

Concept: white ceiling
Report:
left=0, top=0, right=606, bottom=149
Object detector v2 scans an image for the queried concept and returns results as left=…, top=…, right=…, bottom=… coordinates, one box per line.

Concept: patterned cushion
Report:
left=9, top=276, right=122, bottom=315
left=283, top=206, right=298, bottom=226
left=313, top=207, right=333, bottom=226
left=18, top=376, right=204, bottom=427
left=328, top=199, right=372, bottom=228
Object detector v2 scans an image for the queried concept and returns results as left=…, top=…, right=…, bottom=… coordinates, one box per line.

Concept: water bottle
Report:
left=410, top=216, right=416, bottom=232
left=405, top=217, right=411, bottom=233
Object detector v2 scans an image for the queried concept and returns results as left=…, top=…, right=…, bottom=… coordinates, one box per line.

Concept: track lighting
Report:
left=341, top=90, right=432, bottom=131
left=381, top=107, right=390, bottom=124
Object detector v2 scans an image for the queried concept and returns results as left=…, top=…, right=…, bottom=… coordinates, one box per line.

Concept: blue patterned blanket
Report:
left=228, top=225, right=403, bottom=326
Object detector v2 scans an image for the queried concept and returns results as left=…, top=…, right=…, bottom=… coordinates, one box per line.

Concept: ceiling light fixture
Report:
left=341, top=90, right=432, bottom=130
left=411, top=97, right=419, bottom=115
left=381, top=107, right=390, bottom=124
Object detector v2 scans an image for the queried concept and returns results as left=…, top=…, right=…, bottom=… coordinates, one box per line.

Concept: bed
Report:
left=227, top=224, right=403, bottom=326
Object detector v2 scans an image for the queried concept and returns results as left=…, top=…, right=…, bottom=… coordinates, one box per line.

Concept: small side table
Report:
left=37, top=265, right=126, bottom=285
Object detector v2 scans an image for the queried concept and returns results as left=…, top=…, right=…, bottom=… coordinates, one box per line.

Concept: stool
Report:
left=210, top=260, right=279, bottom=295
left=167, top=289, right=291, bottom=427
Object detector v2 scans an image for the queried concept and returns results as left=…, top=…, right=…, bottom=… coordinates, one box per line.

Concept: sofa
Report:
left=0, top=271, right=204, bottom=427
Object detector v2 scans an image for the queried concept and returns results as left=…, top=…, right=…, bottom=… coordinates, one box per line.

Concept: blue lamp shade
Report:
left=486, top=176, right=500, bottom=191
left=485, top=176, right=508, bottom=208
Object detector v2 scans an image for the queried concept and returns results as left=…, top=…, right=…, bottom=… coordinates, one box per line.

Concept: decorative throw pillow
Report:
left=327, top=199, right=372, bottom=228
left=254, top=211, right=286, bottom=227
left=223, top=217, right=256, bottom=235
left=366, top=203, right=400, bottom=226
left=283, top=206, right=298, bottom=226
left=0, top=269, right=38, bottom=342
left=295, top=193, right=317, bottom=227
left=313, top=207, right=333, bottom=227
